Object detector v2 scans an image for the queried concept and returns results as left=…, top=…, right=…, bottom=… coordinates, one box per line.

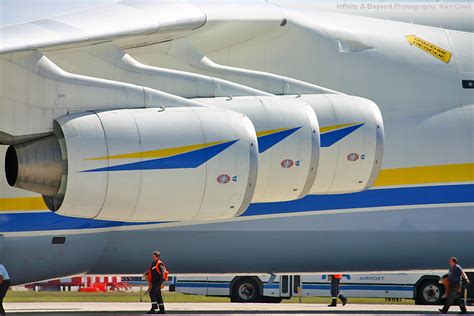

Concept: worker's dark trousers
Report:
left=150, top=283, right=165, bottom=314
left=441, top=285, right=466, bottom=313
left=0, top=279, right=10, bottom=316
left=331, top=277, right=341, bottom=298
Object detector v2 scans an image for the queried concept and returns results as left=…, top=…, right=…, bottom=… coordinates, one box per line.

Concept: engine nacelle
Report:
left=293, top=94, right=384, bottom=194
left=6, top=107, right=258, bottom=221
left=199, top=96, right=320, bottom=202
left=4, top=94, right=384, bottom=222
left=203, top=94, right=384, bottom=196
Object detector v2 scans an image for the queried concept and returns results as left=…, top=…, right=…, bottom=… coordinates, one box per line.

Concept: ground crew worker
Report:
left=328, top=274, right=348, bottom=307
left=147, top=251, right=168, bottom=314
left=439, top=257, right=469, bottom=314
left=0, top=264, right=10, bottom=316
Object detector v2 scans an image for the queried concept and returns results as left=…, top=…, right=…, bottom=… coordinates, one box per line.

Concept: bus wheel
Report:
left=231, top=278, right=262, bottom=303
left=416, top=279, right=443, bottom=305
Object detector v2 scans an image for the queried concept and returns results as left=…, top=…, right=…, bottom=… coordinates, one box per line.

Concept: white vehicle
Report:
left=170, top=271, right=474, bottom=305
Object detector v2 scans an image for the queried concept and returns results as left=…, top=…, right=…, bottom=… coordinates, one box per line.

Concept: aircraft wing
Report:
left=0, top=1, right=207, bottom=54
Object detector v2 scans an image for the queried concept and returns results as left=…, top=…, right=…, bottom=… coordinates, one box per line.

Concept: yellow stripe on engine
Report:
left=374, top=163, right=474, bottom=187
left=319, top=123, right=361, bottom=134
left=256, top=128, right=291, bottom=137
left=87, top=140, right=227, bottom=160
left=0, top=197, right=48, bottom=211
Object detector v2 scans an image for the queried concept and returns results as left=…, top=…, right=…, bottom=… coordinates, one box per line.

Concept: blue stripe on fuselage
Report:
left=242, top=184, right=474, bottom=216
left=0, top=184, right=472, bottom=232
left=0, top=212, right=159, bottom=232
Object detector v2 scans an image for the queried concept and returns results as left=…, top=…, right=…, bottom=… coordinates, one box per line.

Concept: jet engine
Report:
left=4, top=95, right=384, bottom=222
left=203, top=94, right=384, bottom=196
left=295, top=94, right=384, bottom=194
left=199, top=96, right=320, bottom=202
left=5, top=107, right=258, bottom=221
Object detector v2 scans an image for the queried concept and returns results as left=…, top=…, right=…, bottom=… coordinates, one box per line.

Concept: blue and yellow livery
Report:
left=83, top=140, right=239, bottom=172
left=254, top=122, right=365, bottom=153
left=319, top=123, right=365, bottom=147
left=83, top=122, right=365, bottom=173
left=256, top=127, right=302, bottom=153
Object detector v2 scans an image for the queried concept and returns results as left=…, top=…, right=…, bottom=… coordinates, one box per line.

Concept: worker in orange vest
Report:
left=147, top=251, right=168, bottom=314
left=328, top=274, right=348, bottom=307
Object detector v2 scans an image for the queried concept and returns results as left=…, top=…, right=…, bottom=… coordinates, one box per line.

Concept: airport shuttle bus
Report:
left=170, top=272, right=474, bottom=305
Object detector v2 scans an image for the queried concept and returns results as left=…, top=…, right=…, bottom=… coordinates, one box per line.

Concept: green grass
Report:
left=5, top=291, right=228, bottom=303
left=4, top=291, right=414, bottom=304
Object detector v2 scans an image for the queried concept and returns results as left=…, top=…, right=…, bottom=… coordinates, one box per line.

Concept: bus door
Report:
left=292, top=275, right=302, bottom=296
left=280, top=275, right=292, bottom=298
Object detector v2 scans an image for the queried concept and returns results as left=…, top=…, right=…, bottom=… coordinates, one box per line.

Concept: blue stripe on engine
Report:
left=320, top=123, right=365, bottom=147
left=83, top=140, right=238, bottom=172
left=257, top=127, right=301, bottom=153
left=243, top=184, right=474, bottom=216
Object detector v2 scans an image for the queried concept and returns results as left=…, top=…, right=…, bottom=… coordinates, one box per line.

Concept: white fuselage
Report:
left=0, top=1, right=472, bottom=285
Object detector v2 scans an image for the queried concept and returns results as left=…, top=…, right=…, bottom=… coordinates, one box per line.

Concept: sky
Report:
left=1, top=0, right=471, bottom=27
left=0, top=0, right=115, bottom=26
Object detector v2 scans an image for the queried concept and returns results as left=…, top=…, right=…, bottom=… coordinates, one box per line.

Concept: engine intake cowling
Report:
left=293, top=94, right=384, bottom=194
left=199, top=96, right=320, bottom=202
left=6, top=107, right=258, bottom=222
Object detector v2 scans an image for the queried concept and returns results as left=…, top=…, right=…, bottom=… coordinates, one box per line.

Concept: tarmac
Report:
left=4, top=302, right=474, bottom=314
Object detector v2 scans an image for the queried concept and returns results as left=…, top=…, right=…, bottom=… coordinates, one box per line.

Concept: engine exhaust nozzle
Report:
left=5, top=135, right=64, bottom=196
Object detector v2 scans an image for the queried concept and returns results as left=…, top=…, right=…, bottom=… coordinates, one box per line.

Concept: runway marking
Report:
left=4, top=302, right=471, bottom=314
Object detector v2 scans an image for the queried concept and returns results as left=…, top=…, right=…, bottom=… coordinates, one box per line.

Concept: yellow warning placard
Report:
left=405, top=35, right=452, bottom=64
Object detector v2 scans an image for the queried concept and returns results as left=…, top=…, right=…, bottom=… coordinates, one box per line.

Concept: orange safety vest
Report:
left=333, top=274, right=342, bottom=279
left=148, top=260, right=169, bottom=285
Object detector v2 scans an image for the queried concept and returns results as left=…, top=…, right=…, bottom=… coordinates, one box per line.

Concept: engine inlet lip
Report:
left=5, top=145, right=19, bottom=187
